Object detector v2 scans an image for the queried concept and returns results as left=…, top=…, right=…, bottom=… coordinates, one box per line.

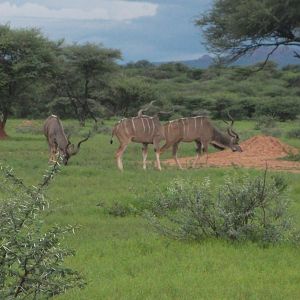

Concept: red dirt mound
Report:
left=164, top=135, right=300, bottom=173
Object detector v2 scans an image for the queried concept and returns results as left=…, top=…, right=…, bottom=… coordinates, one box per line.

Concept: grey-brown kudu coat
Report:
left=44, top=115, right=89, bottom=165
left=160, top=116, right=242, bottom=168
left=111, top=114, right=164, bottom=171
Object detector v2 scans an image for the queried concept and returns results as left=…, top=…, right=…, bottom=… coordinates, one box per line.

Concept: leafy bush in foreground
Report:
left=145, top=170, right=298, bottom=245
left=0, top=164, right=86, bottom=299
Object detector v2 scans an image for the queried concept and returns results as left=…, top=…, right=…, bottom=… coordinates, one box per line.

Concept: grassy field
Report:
left=1, top=119, right=300, bottom=299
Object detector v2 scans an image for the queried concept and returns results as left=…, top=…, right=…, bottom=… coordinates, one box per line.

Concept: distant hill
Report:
left=177, top=47, right=300, bottom=68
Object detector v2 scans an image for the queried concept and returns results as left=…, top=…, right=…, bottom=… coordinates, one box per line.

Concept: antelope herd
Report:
left=44, top=107, right=242, bottom=170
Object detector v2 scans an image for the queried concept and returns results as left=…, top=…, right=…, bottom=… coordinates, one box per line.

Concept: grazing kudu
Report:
left=160, top=114, right=242, bottom=169
left=43, top=115, right=90, bottom=165
left=110, top=104, right=165, bottom=171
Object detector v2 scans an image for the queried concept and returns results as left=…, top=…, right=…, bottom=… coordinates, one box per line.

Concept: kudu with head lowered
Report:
left=160, top=114, right=242, bottom=169
left=44, top=115, right=90, bottom=165
left=110, top=102, right=165, bottom=171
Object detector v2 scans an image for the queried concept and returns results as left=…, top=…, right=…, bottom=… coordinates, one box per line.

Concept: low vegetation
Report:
left=0, top=120, right=300, bottom=299
left=145, top=170, right=298, bottom=245
left=0, top=163, right=85, bottom=299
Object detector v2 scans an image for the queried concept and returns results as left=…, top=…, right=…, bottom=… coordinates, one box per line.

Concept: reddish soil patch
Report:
left=164, top=135, right=300, bottom=173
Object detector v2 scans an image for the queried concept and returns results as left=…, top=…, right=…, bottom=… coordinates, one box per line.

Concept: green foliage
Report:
left=282, top=153, right=300, bottom=162
left=196, top=0, right=300, bottom=60
left=254, top=115, right=277, bottom=130
left=103, top=75, right=159, bottom=116
left=287, top=128, right=300, bottom=139
left=54, top=43, right=121, bottom=124
left=1, top=119, right=300, bottom=299
left=0, top=24, right=58, bottom=129
left=0, top=164, right=85, bottom=298
left=145, top=171, right=298, bottom=245
left=255, top=97, right=300, bottom=121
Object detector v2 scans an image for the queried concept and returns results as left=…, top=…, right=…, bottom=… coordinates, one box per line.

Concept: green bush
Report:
left=255, top=97, right=300, bottom=121
left=287, top=128, right=300, bottom=139
left=254, top=115, right=277, bottom=130
left=261, top=128, right=282, bottom=138
left=0, top=164, right=86, bottom=298
left=145, top=171, right=298, bottom=245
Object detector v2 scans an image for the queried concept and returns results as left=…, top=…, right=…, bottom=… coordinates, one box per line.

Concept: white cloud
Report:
left=0, top=1, right=158, bottom=21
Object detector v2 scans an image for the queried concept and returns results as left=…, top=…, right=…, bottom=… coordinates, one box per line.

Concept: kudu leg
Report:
left=203, top=143, right=209, bottom=165
left=49, top=145, right=58, bottom=163
left=172, top=143, right=183, bottom=170
left=115, top=144, right=128, bottom=171
left=192, top=141, right=202, bottom=168
left=142, top=143, right=148, bottom=170
left=153, top=139, right=162, bottom=171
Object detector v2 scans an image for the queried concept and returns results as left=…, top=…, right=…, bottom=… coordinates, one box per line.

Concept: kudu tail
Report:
left=110, top=125, right=116, bottom=144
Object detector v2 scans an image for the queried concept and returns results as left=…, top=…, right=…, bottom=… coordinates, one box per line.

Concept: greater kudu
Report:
left=44, top=115, right=90, bottom=165
left=110, top=103, right=165, bottom=171
left=160, top=114, right=242, bottom=169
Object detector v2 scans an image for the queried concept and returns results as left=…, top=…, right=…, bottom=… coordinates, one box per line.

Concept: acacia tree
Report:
left=0, top=25, right=58, bottom=138
left=196, top=0, right=300, bottom=62
left=54, top=43, right=121, bottom=126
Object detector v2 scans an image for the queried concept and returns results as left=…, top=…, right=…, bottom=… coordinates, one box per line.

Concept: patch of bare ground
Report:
left=164, top=135, right=300, bottom=173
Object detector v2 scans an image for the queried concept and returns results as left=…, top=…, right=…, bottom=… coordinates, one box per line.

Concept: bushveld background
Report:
left=1, top=21, right=300, bottom=299
left=1, top=118, right=300, bottom=299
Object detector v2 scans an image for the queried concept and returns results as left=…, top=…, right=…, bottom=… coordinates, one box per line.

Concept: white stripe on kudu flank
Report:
left=123, top=119, right=130, bottom=136
left=181, top=119, right=186, bottom=137
left=151, top=118, right=155, bottom=136
left=131, top=118, right=136, bottom=132
left=194, top=118, right=197, bottom=129
left=146, top=118, right=150, bottom=133
left=168, top=122, right=171, bottom=136
left=141, top=118, right=146, bottom=132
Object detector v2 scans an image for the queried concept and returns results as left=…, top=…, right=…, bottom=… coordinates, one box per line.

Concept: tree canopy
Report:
left=0, top=24, right=58, bottom=137
left=196, top=0, right=300, bottom=61
left=54, top=43, right=121, bottom=125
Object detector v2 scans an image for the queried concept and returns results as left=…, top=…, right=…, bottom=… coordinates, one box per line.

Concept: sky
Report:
left=0, top=0, right=212, bottom=62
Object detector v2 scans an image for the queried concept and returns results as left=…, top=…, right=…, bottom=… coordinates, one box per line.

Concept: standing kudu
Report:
left=44, top=115, right=90, bottom=165
left=160, top=114, right=242, bottom=169
left=110, top=102, right=165, bottom=171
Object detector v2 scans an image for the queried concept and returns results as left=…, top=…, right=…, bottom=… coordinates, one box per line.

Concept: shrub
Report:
left=254, top=115, right=277, bottom=130
left=15, top=120, right=42, bottom=135
left=286, top=128, right=300, bottom=139
left=145, top=170, right=297, bottom=245
left=261, top=128, right=282, bottom=138
left=0, top=164, right=86, bottom=298
left=255, top=97, right=300, bottom=121
left=100, top=201, right=137, bottom=217
left=282, top=153, right=300, bottom=162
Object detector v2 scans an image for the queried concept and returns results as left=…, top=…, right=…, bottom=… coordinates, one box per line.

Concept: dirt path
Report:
left=164, top=135, right=300, bottom=173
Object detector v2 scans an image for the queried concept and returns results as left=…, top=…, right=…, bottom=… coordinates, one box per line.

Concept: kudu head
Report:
left=62, top=132, right=91, bottom=165
left=223, top=113, right=242, bottom=152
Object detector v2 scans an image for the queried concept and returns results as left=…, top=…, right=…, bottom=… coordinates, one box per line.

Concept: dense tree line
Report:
left=1, top=24, right=300, bottom=139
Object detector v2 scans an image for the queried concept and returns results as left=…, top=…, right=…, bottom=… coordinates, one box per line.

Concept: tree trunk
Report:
left=0, top=121, right=8, bottom=139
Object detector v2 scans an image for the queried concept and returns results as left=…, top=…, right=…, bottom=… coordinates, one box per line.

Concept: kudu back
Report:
left=110, top=107, right=164, bottom=171
left=43, top=115, right=89, bottom=165
left=160, top=115, right=242, bottom=168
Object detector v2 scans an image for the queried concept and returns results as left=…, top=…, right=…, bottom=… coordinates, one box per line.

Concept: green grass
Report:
left=1, top=119, right=300, bottom=299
